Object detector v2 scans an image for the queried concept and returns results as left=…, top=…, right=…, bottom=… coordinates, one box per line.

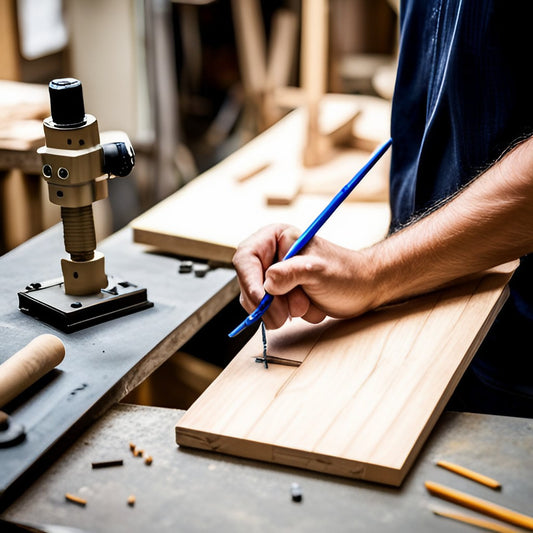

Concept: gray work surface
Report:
left=0, top=224, right=241, bottom=504
left=2, top=404, right=532, bottom=532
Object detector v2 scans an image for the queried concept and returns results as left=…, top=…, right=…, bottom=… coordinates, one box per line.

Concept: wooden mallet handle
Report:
left=0, top=334, right=65, bottom=408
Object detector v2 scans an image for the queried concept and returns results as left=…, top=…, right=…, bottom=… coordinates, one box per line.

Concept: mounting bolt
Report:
left=193, top=264, right=210, bottom=278
left=178, top=260, right=193, bottom=274
left=290, top=482, right=303, bottom=502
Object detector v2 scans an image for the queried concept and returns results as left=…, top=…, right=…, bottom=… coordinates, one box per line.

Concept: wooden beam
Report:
left=301, top=0, right=332, bottom=166
left=0, top=0, right=20, bottom=80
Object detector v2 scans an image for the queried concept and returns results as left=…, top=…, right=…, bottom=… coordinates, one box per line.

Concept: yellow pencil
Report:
left=425, top=481, right=533, bottom=530
left=432, top=507, right=521, bottom=533
left=437, top=460, right=501, bottom=489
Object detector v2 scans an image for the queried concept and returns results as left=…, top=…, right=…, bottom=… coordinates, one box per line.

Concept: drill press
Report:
left=18, top=78, right=153, bottom=331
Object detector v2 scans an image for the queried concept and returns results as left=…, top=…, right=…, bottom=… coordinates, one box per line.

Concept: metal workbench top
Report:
left=0, top=223, right=242, bottom=505
left=2, top=404, right=532, bottom=532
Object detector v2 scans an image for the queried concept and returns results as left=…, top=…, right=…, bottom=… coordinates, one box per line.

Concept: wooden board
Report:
left=176, top=262, right=517, bottom=486
left=0, top=81, right=49, bottom=124
left=131, top=94, right=391, bottom=263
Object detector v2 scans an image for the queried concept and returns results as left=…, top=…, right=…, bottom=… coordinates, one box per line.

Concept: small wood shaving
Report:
left=65, top=493, right=87, bottom=506
left=91, top=459, right=123, bottom=469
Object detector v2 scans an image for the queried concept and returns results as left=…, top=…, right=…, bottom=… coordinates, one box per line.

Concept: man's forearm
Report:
left=368, top=136, right=533, bottom=306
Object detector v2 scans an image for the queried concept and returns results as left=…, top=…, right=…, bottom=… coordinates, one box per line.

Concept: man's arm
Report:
left=370, top=135, right=533, bottom=303
left=232, top=136, right=533, bottom=330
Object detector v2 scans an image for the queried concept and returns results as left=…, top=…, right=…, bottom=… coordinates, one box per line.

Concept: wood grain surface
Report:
left=176, top=262, right=517, bottom=486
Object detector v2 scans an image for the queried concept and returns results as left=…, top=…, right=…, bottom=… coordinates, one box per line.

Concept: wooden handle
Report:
left=0, top=334, right=65, bottom=408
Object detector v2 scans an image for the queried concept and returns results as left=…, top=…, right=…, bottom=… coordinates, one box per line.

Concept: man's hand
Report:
left=232, top=223, right=378, bottom=330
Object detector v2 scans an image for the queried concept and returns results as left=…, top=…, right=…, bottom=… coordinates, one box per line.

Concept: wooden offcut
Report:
left=0, top=334, right=65, bottom=409
left=131, top=95, right=391, bottom=263
left=176, top=262, right=516, bottom=486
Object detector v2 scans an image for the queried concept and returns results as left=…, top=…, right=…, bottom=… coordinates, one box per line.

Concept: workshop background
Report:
left=0, top=0, right=398, bottom=408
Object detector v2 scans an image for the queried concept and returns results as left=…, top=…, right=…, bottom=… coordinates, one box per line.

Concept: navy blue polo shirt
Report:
left=389, top=0, right=533, bottom=413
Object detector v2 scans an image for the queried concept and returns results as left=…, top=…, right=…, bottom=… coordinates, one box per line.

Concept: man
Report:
left=232, top=1, right=533, bottom=417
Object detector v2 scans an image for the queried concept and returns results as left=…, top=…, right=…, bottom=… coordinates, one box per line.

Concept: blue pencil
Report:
left=228, top=137, right=392, bottom=338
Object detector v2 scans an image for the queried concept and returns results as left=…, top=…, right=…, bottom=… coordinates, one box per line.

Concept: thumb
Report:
left=263, top=256, right=319, bottom=295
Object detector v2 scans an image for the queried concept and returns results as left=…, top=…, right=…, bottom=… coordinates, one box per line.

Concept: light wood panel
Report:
left=131, top=94, right=392, bottom=263
left=176, top=262, right=517, bottom=486
left=0, top=0, right=20, bottom=80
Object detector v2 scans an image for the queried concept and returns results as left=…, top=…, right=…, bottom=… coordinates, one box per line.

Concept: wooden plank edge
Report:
left=132, top=227, right=236, bottom=264
left=175, top=427, right=404, bottom=486
left=396, top=277, right=512, bottom=484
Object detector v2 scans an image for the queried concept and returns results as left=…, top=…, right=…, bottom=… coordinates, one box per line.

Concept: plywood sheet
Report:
left=176, top=262, right=517, bottom=486
left=131, top=94, right=391, bottom=263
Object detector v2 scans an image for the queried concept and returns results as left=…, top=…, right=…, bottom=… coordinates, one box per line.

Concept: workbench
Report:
left=1, top=404, right=532, bottom=532
left=4, top=231, right=531, bottom=533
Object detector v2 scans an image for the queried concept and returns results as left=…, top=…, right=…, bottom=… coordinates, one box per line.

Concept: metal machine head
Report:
left=37, top=78, right=135, bottom=296
left=18, top=78, right=152, bottom=332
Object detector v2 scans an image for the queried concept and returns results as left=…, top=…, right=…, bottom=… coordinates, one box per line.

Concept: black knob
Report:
left=49, top=78, right=86, bottom=128
left=102, top=141, right=135, bottom=177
